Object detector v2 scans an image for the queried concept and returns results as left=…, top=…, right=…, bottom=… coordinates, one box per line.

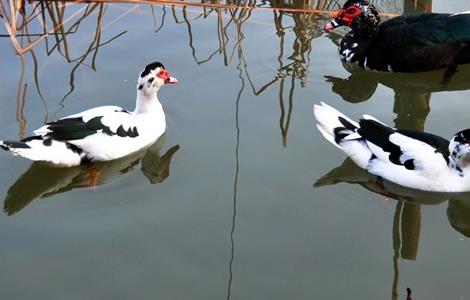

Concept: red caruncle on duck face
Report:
left=333, top=5, right=363, bottom=26
left=156, top=69, right=169, bottom=81
left=156, top=69, right=178, bottom=84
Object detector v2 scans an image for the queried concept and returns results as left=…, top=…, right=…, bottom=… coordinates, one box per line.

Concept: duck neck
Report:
left=133, top=91, right=163, bottom=115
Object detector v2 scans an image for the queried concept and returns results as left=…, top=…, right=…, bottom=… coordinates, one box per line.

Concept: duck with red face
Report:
left=0, top=61, right=178, bottom=167
left=324, top=0, right=470, bottom=74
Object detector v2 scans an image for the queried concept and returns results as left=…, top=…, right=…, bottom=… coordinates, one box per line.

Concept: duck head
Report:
left=137, top=61, right=178, bottom=98
left=449, top=129, right=470, bottom=175
left=325, top=0, right=380, bottom=38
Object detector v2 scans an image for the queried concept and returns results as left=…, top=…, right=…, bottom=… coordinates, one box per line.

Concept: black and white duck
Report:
left=325, top=0, right=470, bottom=74
left=314, top=102, right=470, bottom=192
left=0, top=61, right=177, bottom=167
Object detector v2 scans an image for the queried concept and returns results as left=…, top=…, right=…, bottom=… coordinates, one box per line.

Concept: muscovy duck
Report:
left=0, top=61, right=178, bottom=167
left=314, top=102, right=470, bottom=192
left=324, top=0, right=470, bottom=74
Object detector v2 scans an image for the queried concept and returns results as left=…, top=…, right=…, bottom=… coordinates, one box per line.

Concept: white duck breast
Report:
left=314, top=102, right=470, bottom=192
left=0, top=61, right=177, bottom=167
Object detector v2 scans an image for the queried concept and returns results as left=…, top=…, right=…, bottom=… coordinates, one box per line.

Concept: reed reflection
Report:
left=3, top=138, right=179, bottom=216
left=270, top=1, right=331, bottom=145
left=1, top=1, right=128, bottom=129
left=173, top=0, right=334, bottom=146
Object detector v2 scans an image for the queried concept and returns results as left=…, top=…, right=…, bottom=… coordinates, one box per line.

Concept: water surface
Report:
left=1, top=1, right=470, bottom=299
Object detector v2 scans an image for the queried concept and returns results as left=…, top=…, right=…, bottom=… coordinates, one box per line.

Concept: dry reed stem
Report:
left=1, top=2, right=88, bottom=55
left=1, top=0, right=402, bottom=55
left=53, top=0, right=401, bottom=17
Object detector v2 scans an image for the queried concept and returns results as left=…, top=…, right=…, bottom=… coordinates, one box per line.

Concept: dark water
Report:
left=1, top=1, right=470, bottom=299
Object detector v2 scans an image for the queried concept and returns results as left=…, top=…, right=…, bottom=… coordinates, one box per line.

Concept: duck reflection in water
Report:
left=3, top=137, right=179, bottom=216
left=315, top=156, right=470, bottom=240
left=315, top=157, right=470, bottom=299
left=316, top=157, right=470, bottom=209
left=325, top=64, right=470, bottom=129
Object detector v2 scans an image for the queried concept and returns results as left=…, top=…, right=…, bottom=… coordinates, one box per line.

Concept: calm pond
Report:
left=1, top=0, right=470, bottom=299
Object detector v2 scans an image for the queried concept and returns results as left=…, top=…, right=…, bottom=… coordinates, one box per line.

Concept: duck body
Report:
left=327, top=0, right=470, bottom=73
left=0, top=61, right=177, bottom=167
left=314, top=102, right=470, bottom=192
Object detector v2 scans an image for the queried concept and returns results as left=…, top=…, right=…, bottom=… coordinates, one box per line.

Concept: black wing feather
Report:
left=357, top=120, right=402, bottom=165
left=367, top=13, right=470, bottom=71
left=44, top=115, right=140, bottom=141
left=380, top=13, right=470, bottom=45
left=46, top=116, right=107, bottom=141
left=358, top=119, right=450, bottom=166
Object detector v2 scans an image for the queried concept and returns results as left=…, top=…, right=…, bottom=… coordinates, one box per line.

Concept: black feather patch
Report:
left=404, top=159, right=415, bottom=170
left=47, top=116, right=105, bottom=141
left=42, top=138, right=52, bottom=146
left=45, top=116, right=139, bottom=141
left=2, top=141, right=30, bottom=149
left=128, top=127, right=139, bottom=138
left=358, top=119, right=403, bottom=165
left=140, top=62, right=165, bottom=78
left=333, top=128, right=351, bottom=144
left=116, top=125, right=128, bottom=137
left=454, top=129, right=470, bottom=144
left=338, top=116, right=357, bottom=131
left=102, top=127, right=114, bottom=136
left=1, top=136, right=43, bottom=150
left=332, top=117, right=358, bottom=144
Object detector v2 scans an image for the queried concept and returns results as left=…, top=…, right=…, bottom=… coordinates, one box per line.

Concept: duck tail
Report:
left=313, top=102, right=373, bottom=169
left=1, top=136, right=82, bottom=167
left=313, top=102, right=359, bottom=147
left=1, top=139, right=31, bottom=153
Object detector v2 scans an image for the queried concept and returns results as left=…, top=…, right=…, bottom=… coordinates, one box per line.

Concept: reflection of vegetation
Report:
left=172, top=1, right=335, bottom=146
left=1, top=0, right=127, bottom=129
left=226, top=41, right=245, bottom=300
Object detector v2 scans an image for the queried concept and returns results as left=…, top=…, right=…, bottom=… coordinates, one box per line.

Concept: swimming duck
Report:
left=314, top=102, right=470, bottom=192
left=325, top=0, right=470, bottom=74
left=0, top=61, right=178, bottom=167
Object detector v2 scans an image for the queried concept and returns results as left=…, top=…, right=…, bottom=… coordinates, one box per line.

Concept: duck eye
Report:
left=347, top=7, right=357, bottom=14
